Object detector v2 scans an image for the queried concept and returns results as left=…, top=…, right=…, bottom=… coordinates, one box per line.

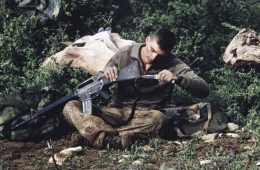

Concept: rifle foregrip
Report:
left=82, top=100, right=92, bottom=114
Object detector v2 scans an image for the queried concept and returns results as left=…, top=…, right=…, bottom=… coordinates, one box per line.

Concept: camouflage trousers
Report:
left=63, top=100, right=167, bottom=149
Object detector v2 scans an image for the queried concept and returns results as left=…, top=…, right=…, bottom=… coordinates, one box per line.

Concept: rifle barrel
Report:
left=11, top=92, right=77, bottom=130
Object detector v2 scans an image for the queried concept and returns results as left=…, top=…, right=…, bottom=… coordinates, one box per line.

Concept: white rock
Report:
left=227, top=123, right=239, bottom=132
left=48, top=154, right=64, bottom=166
left=243, top=145, right=251, bottom=150
left=173, top=141, right=182, bottom=145
left=181, top=141, right=188, bottom=145
left=200, top=160, right=212, bottom=165
left=48, top=146, right=83, bottom=165
left=226, top=133, right=240, bottom=138
left=132, top=160, right=143, bottom=166
left=118, top=159, right=125, bottom=163
left=143, top=145, right=154, bottom=152
left=256, top=161, right=260, bottom=166
left=122, top=154, right=130, bottom=158
left=60, top=146, right=82, bottom=155
left=202, top=133, right=217, bottom=143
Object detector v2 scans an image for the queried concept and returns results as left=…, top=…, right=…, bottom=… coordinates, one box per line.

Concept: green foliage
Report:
left=174, top=137, right=201, bottom=169
left=129, top=0, right=259, bottom=70
left=0, top=160, right=12, bottom=170
left=207, top=67, right=260, bottom=124
left=60, top=0, right=117, bottom=36
left=0, top=6, right=39, bottom=94
left=34, top=63, right=88, bottom=94
left=202, top=146, right=250, bottom=169
left=0, top=1, right=116, bottom=96
left=246, top=109, right=260, bottom=156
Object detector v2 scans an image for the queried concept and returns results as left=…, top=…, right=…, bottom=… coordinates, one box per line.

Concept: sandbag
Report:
left=42, top=31, right=135, bottom=75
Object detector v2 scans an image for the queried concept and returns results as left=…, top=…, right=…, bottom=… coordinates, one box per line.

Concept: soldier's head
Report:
left=150, top=28, right=176, bottom=53
left=142, top=28, right=176, bottom=65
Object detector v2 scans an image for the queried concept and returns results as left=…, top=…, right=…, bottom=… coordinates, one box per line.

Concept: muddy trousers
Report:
left=63, top=100, right=167, bottom=149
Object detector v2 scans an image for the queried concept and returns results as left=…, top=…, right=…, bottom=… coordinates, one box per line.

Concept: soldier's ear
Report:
left=146, top=36, right=150, bottom=43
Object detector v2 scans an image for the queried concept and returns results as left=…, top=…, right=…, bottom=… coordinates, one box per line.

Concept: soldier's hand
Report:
left=157, top=69, right=178, bottom=82
left=104, top=66, right=118, bottom=82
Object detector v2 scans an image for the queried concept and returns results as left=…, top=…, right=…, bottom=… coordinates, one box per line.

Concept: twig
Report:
left=47, top=140, right=60, bottom=170
left=244, top=154, right=252, bottom=170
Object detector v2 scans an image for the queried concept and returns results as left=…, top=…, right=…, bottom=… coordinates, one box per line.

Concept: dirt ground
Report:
left=0, top=130, right=259, bottom=170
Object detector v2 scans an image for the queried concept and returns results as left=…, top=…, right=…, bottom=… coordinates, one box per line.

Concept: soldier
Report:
left=63, top=28, right=209, bottom=149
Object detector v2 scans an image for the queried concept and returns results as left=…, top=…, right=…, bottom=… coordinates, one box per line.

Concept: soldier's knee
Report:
left=63, top=100, right=82, bottom=114
left=63, top=100, right=82, bottom=122
left=149, top=109, right=164, bottom=119
left=149, top=110, right=167, bottom=129
left=64, top=100, right=81, bottom=110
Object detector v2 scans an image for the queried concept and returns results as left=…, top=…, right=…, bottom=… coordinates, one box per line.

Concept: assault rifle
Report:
left=10, top=61, right=165, bottom=130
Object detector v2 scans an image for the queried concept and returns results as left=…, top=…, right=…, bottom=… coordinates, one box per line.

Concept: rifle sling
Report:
left=115, top=79, right=141, bottom=127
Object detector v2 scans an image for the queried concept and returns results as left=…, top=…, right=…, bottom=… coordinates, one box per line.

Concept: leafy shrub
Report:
left=207, top=67, right=260, bottom=124
left=0, top=0, right=117, bottom=97
left=34, top=63, right=88, bottom=94
left=59, top=0, right=118, bottom=37
left=246, top=109, right=260, bottom=155
left=0, top=6, right=39, bottom=94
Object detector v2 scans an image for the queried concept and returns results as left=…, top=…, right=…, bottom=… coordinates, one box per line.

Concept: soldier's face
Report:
left=143, top=36, right=167, bottom=64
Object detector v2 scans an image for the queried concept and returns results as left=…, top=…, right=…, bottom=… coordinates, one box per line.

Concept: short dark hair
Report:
left=151, top=28, right=176, bottom=53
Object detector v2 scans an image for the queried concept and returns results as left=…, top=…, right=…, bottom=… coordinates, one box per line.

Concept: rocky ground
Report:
left=0, top=128, right=259, bottom=170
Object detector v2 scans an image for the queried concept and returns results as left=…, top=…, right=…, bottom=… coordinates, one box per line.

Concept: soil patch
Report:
left=0, top=131, right=259, bottom=169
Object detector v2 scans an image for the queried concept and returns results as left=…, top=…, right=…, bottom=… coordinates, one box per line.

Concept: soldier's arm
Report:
left=170, top=58, right=210, bottom=98
left=102, top=50, right=122, bottom=81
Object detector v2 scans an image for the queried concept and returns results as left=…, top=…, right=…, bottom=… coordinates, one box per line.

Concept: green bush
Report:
left=207, top=67, right=260, bottom=124
left=35, top=63, right=88, bottom=94
left=246, top=109, right=260, bottom=155
left=60, top=0, right=117, bottom=37
left=0, top=1, right=117, bottom=96
left=0, top=6, right=39, bottom=94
